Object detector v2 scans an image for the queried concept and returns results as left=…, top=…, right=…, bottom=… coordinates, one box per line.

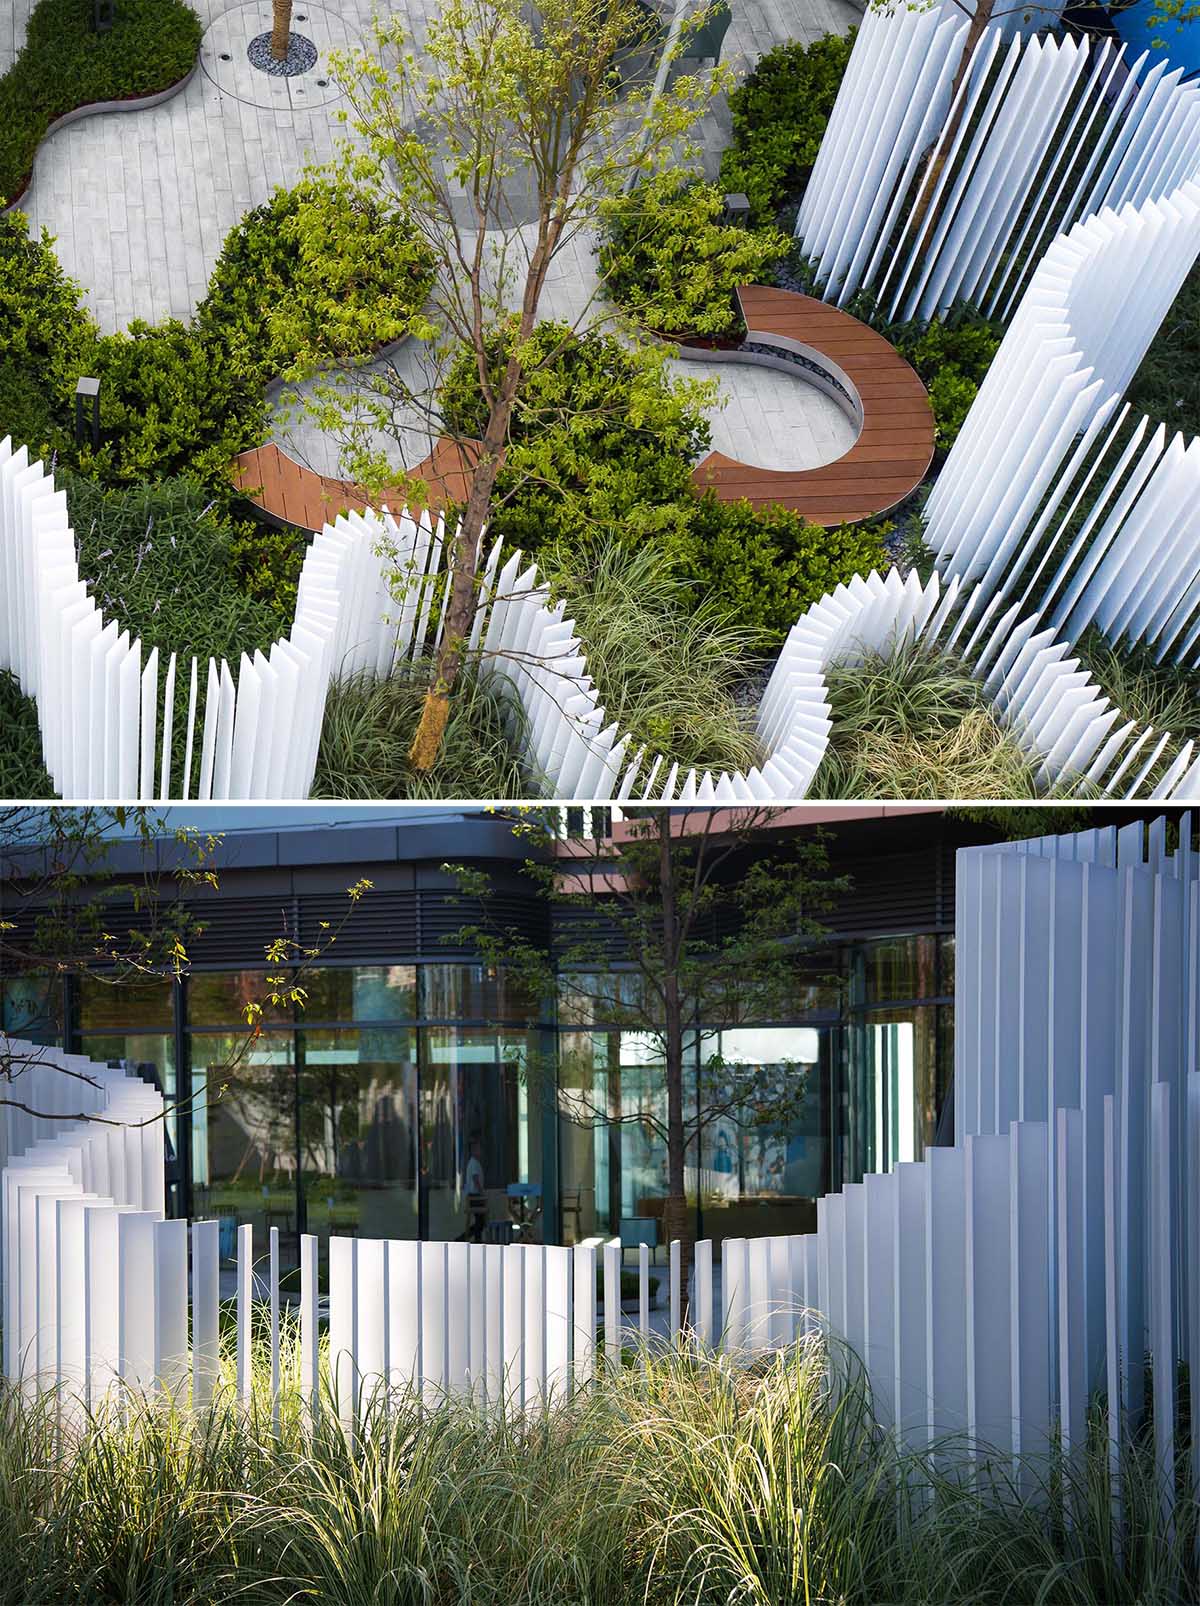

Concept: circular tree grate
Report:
left=247, top=30, right=317, bottom=76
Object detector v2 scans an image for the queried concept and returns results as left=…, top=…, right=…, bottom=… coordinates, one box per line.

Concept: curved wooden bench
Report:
left=232, top=437, right=480, bottom=532
left=689, top=285, right=935, bottom=526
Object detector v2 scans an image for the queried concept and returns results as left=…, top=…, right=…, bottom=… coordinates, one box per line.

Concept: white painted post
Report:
left=572, top=1242, right=596, bottom=1390
left=269, top=1226, right=280, bottom=1436
left=153, top=1217, right=189, bottom=1403
left=1056, top=1108, right=1086, bottom=1462
left=503, top=1242, right=526, bottom=1409
left=386, top=1240, right=421, bottom=1397
left=299, top=1232, right=319, bottom=1414
left=638, top=1242, right=650, bottom=1364
left=328, top=1234, right=359, bottom=1431
left=192, top=1218, right=220, bottom=1410
left=694, top=1237, right=713, bottom=1349
left=1103, top=1095, right=1124, bottom=1559
left=603, top=1239, right=621, bottom=1375
left=669, top=1239, right=681, bottom=1344
left=236, top=1222, right=253, bottom=1408
left=1149, top=1081, right=1176, bottom=1526
left=545, top=1245, right=571, bottom=1405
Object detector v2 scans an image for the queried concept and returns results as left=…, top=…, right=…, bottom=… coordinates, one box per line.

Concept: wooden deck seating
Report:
left=690, top=285, right=936, bottom=525
left=233, top=287, right=932, bottom=534
left=231, top=437, right=479, bottom=532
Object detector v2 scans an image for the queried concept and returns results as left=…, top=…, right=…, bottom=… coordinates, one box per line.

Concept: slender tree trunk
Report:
left=271, top=0, right=292, bottom=61
left=407, top=435, right=506, bottom=768
left=908, top=0, right=995, bottom=248
left=409, top=209, right=565, bottom=770
left=656, top=814, right=695, bottom=1323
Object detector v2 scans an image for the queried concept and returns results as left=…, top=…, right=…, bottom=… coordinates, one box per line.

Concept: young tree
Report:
left=0, top=806, right=371, bottom=1133
left=302, top=0, right=725, bottom=770
left=445, top=807, right=844, bottom=1285
left=271, top=0, right=293, bottom=62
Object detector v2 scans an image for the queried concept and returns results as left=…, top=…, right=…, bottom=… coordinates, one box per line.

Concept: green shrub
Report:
left=439, top=318, right=713, bottom=554
left=199, top=182, right=436, bottom=384
left=719, top=33, right=854, bottom=227
left=895, top=315, right=1002, bottom=450
left=0, top=672, right=55, bottom=799
left=68, top=319, right=267, bottom=490
left=0, top=0, right=201, bottom=206
left=0, top=214, right=95, bottom=456
left=677, top=495, right=890, bottom=644
left=599, top=174, right=789, bottom=337
left=439, top=320, right=882, bottom=641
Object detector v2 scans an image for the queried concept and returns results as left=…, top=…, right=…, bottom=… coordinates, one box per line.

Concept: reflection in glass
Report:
left=188, top=971, right=291, bottom=1028
left=1, top=975, right=64, bottom=1044
left=698, top=1026, right=828, bottom=1245
left=192, top=1031, right=296, bottom=1261
left=853, top=1006, right=945, bottom=1176
left=299, top=1027, right=418, bottom=1248
left=421, top=965, right=536, bottom=1023
left=301, top=966, right=416, bottom=1023
left=558, top=1030, right=696, bottom=1244
left=79, top=974, right=176, bottom=1031
left=419, top=1029, right=539, bottom=1242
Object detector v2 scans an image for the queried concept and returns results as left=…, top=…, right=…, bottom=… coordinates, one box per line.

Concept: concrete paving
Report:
left=5, top=0, right=861, bottom=470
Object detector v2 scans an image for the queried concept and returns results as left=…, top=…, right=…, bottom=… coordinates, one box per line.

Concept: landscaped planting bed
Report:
left=0, top=0, right=202, bottom=209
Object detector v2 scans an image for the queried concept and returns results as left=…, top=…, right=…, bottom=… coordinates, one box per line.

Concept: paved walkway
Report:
left=5, top=0, right=860, bottom=469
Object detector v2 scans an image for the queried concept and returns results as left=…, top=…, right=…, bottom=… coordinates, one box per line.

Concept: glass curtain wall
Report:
left=20, top=936, right=957, bottom=1259
left=186, top=964, right=541, bottom=1274
left=841, top=935, right=954, bottom=1183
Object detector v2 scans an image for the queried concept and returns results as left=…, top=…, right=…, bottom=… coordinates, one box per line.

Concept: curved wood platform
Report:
left=232, top=437, right=479, bottom=532
left=690, top=285, right=935, bottom=526
left=234, top=288, right=932, bottom=534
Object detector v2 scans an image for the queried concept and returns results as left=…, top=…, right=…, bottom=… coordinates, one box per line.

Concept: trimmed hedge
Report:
left=440, top=317, right=712, bottom=553
left=0, top=179, right=434, bottom=500
left=599, top=175, right=789, bottom=339
left=677, top=495, right=890, bottom=642
left=718, top=33, right=854, bottom=227
left=199, top=182, right=436, bottom=385
left=0, top=0, right=201, bottom=207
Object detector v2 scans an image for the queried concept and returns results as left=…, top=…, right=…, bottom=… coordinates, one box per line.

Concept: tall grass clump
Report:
left=313, top=662, right=530, bottom=799
left=540, top=539, right=762, bottom=774
left=0, top=1314, right=1197, bottom=1604
left=810, top=637, right=1044, bottom=800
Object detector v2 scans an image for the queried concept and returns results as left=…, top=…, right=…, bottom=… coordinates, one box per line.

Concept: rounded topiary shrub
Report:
left=199, top=182, right=437, bottom=384
left=439, top=316, right=713, bottom=554
left=599, top=174, right=789, bottom=339
left=676, top=494, right=890, bottom=645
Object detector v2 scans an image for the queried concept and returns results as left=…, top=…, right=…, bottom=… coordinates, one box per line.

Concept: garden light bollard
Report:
left=74, top=377, right=100, bottom=450
left=722, top=193, right=750, bottom=228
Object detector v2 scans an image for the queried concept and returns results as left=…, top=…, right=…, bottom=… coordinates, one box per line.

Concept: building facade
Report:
left=2, top=808, right=993, bottom=1271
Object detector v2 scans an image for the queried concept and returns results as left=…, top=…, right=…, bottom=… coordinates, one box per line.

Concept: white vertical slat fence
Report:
left=795, top=6, right=1200, bottom=320
left=2, top=815, right=1198, bottom=1524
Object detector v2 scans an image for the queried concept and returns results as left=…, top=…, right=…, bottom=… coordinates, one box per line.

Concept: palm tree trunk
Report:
left=271, top=0, right=292, bottom=61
